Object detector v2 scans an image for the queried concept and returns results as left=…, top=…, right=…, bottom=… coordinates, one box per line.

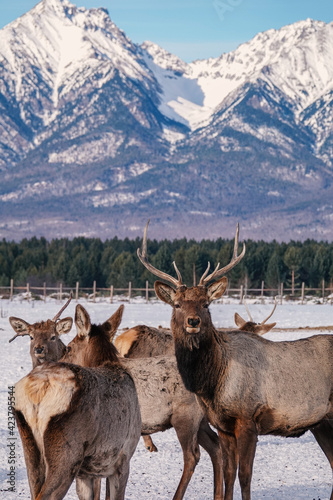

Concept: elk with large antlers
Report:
left=9, top=296, right=73, bottom=368
left=138, top=221, right=333, bottom=500
left=15, top=304, right=141, bottom=500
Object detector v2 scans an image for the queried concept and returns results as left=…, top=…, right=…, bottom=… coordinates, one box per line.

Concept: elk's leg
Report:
left=218, top=430, right=238, bottom=500
left=311, top=419, right=333, bottom=500
left=198, top=419, right=224, bottom=500
left=36, top=426, right=81, bottom=500
left=92, top=477, right=102, bottom=500
left=143, top=434, right=158, bottom=452
left=15, top=410, right=45, bottom=499
left=107, top=461, right=130, bottom=500
left=76, top=476, right=96, bottom=500
left=36, top=470, right=75, bottom=500
left=235, top=421, right=257, bottom=500
left=171, top=414, right=201, bottom=500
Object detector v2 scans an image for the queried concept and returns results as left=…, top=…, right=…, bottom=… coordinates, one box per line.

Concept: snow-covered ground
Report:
left=0, top=296, right=332, bottom=499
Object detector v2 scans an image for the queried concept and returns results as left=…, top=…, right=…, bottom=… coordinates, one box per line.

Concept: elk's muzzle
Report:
left=186, top=316, right=201, bottom=334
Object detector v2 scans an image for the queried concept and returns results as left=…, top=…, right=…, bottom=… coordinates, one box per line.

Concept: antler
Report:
left=8, top=327, right=29, bottom=343
left=52, top=293, right=73, bottom=322
left=243, top=299, right=253, bottom=322
left=198, top=224, right=246, bottom=285
left=261, top=297, right=277, bottom=324
left=137, top=220, right=183, bottom=288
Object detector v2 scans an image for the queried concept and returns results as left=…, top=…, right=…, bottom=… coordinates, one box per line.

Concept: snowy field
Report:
left=0, top=296, right=332, bottom=499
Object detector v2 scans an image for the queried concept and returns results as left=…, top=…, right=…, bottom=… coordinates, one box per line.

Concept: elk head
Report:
left=137, top=221, right=245, bottom=349
left=234, top=298, right=277, bottom=335
left=9, top=296, right=73, bottom=367
left=62, top=303, right=124, bottom=367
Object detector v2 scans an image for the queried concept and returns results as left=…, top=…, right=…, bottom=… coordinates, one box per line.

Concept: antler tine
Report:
left=261, top=297, right=277, bottom=324
left=198, top=262, right=211, bottom=286
left=8, top=332, right=27, bottom=343
left=243, top=299, right=253, bottom=322
left=201, top=223, right=246, bottom=285
left=137, top=220, right=183, bottom=288
left=52, top=292, right=73, bottom=322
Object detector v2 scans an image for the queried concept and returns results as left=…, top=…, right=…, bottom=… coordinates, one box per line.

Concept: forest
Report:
left=0, top=235, right=333, bottom=292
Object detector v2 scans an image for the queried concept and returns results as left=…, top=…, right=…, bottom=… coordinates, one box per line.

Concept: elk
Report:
left=138, top=220, right=333, bottom=500
left=14, top=304, right=141, bottom=500
left=112, top=327, right=224, bottom=499
left=115, top=324, right=174, bottom=358
left=9, top=296, right=73, bottom=367
left=115, top=299, right=277, bottom=360
left=234, top=298, right=277, bottom=335
left=115, top=300, right=276, bottom=457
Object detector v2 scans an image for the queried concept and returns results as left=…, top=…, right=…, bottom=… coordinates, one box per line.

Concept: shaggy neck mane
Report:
left=174, top=326, right=227, bottom=400
left=84, top=325, right=119, bottom=367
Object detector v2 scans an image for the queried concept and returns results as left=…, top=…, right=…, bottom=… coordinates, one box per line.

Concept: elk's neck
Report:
left=172, top=323, right=227, bottom=400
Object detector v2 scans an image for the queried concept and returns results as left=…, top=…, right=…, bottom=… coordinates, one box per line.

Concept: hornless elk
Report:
left=9, top=296, right=73, bottom=367
left=138, top=220, right=333, bottom=500
left=14, top=304, right=141, bottom=500
left=120, top=354, right=224, bottom=500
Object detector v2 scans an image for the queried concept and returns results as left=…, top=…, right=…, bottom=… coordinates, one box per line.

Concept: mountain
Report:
left=0, top=0, right=333, bottom=242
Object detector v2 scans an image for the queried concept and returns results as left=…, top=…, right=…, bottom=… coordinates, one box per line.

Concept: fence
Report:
left=0, top=279, right=333, bottom=304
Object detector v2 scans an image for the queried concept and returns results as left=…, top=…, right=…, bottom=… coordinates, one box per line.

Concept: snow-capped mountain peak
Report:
left=1, top=1, right=333, bottom=242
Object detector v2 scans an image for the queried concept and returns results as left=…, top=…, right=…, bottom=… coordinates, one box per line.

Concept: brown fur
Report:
left=9, top=316, right=72, bottom=368
left=154, top=278, right=333, bottom=500
left=15, top=304, right=141, bottom=500
left=116, top=328, right=223, bottom=500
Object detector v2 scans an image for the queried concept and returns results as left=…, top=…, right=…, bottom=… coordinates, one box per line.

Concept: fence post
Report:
left=10, top=279, right=13, bottom=301
left=27, top=283, right=30, bottom=302
left=128, top=282, right=132, bottom=303
left=301, top=282, right=305, bottom=305
left=110, top=285, right=113, bottom=304
left=146, top=281, right=149, bottom=303
left=261, top=281, right=264, bottom=303
left=76, top=282, right=79, bottom=302
left=59, top=283, right=63, bottom=302
left=322, top=279, right=325, bottom=303
left=93, top=281, right=96, bottom=303
left=280, top=283, right=283, bottom=305
left=240, top=285, right=243, bottom=304
left=43, top=282, right=46, bottom=302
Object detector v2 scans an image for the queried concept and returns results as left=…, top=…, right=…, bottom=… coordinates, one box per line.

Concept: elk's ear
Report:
left=75, top=304, right=91, bottom=339
left=56, top=317, right=73, bottom=335
left=9, top=317, right=30, bottom=336
left=234, top=312, right=246, bottom=328
left=207, top=276, right=228, bottom=303
left=253, top=322, right=276, bottom=336
left=154, top=281, right=177, bottom=306
left=103, top=304, right=124, bottom=341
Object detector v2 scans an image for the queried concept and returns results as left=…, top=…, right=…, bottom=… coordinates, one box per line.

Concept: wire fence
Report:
left=0, top=279, right=332, bottom=305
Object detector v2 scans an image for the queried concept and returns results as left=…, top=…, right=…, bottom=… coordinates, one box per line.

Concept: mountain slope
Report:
left=0, top=0, right=333, bottom=241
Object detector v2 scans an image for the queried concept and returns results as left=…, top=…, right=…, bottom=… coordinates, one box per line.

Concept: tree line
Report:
left=0, top=235, right=333, bottom=291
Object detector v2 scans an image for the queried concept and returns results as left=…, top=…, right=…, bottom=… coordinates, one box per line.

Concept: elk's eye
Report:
left=29, top=336, right=33, bottom=340
left=51, top=336, right=56, bottom=341
left=66, top=346, right=72, bottom=353
left=174, top=303, right=180, bottom=309
left=203, top=303, right=209, bottom=309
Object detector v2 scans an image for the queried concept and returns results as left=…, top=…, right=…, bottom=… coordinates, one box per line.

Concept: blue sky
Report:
left=1, top=0, right=332, bottom=61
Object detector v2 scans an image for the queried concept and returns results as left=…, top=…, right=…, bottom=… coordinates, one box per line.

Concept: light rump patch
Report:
left=15, top=364, right=77, bottom=453
left=114, top=328, right=139, bottom=357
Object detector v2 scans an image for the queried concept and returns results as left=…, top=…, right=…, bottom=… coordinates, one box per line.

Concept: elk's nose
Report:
left=35, top=347, right=44, bottom=354
left=187, top=317, right=201, bottom=328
